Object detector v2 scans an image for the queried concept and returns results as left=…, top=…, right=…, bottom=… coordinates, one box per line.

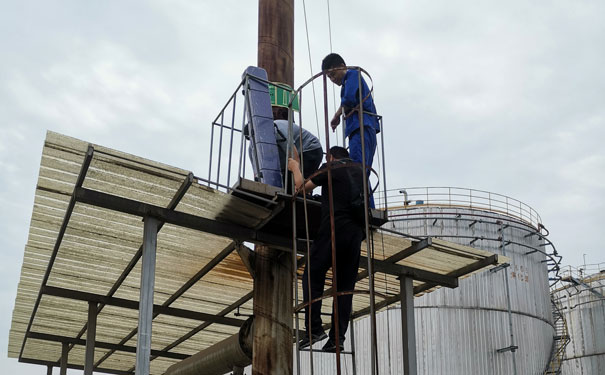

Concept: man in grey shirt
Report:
left=272, top=108, right=323, bottom=179
left=246, top=107, right=323, bottom=185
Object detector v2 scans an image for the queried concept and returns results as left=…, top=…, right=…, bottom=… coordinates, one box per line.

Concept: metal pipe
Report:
left=60, top=342, right=68, bottom=375
left=164, top=318, right=253, bottom=375
left=500, top=222, right=518, bottom=375
left=216, top=111, right=225, bottom=185
left=358, top=67, right=379, bottom=375
left=350, top=318, right=358, bottom=375
left=84, top=301, right=97, bottom=375
left=322, top=72, right=343, bottom=373
left=400, top=277, right=417, bottom=375
left=227, top=94, right=237, bottom=187
left=135, top=216, right=159, bottom=375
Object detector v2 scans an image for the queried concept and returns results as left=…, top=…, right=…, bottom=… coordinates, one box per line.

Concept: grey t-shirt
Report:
left=274, top=120, right=321, bottom=152
left=248, top=120, right=322, bottom=174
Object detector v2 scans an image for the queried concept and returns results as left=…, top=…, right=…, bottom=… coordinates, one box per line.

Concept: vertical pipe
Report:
left=46, top=365, right=53, bottom=375
left=227, top=94, right=238, bottom=188
left=400, top=277, right=417, bottom=375
left=239, top=79, right=250, bottom=180
left=292, top=173, right=302, bottom=375
left=60, top=342, right=68, bottom=375
left=84, top=301, right=97, bottom=375
left=379, top=116, right=387, bottom=211
left=350, top=319, right=358, bottom=375
left=500, top=222, right=518, bottom=375
left=135, top=216, right=159, bottom=375
left=208, top=122, right=215, bottom=187
left=358, top=67, right=378, bottom=375
left=216, top=111, right=225, bottom=188
left=322, top=72, right=342, bottom=373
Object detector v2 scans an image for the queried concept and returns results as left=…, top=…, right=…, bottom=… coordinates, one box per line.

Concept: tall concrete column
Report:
left=254, top=1, right=295, bottom=374
left=258, top=0, right=294, bottom=86
left=252, top=246, right=293, bottom=375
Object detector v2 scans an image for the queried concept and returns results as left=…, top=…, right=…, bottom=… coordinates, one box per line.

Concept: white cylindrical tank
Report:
left=292, top=188, right=558, bottom=375
left=351, top=188, right=556, bottom=375
left=553, top=267, right=605, bottom=375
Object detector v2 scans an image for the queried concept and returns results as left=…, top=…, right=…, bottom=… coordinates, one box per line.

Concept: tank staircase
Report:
left=543, top=298, right=570, bottom=375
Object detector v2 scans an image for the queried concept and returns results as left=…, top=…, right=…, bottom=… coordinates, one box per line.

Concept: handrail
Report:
left=376, top=186, right=542, bottom=230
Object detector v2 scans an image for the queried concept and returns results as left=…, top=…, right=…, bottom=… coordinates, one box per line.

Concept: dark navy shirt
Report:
left=311, top=159, right=364, bottom=232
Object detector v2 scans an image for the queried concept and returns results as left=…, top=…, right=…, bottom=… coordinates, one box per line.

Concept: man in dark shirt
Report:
left=288, top=146, right=364, bottom=352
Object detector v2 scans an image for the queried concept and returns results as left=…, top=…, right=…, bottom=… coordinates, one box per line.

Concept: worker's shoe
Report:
left=322, top=338, right=345, bottom=352
left=298, top=330, right=327, bottom=349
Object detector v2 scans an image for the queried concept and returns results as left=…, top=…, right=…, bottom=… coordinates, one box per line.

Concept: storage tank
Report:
left=350, top=187, right=558, bottom=375
left=553, top=265, right=605, bottom=374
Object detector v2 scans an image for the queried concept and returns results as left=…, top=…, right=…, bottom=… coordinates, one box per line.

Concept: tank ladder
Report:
left=543, top=297, right=570, bottom=375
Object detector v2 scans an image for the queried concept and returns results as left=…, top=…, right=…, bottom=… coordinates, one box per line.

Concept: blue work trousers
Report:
left=349, top=127, right=376, bottom=208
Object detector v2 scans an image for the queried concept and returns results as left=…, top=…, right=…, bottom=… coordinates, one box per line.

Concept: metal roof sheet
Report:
left=9, top=131, right=505, bottom=374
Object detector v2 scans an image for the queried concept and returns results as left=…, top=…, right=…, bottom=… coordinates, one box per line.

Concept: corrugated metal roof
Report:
left=9, top=131, right=505, bottom=374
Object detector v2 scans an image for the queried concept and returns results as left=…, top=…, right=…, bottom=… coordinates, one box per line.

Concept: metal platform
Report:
left=8, top=131, right=507, bottom=374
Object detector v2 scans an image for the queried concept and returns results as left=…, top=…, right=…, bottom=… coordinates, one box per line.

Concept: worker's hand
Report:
left=287, top=157, right=300, bottom=172
left=330, top=114, right=340, bottom=131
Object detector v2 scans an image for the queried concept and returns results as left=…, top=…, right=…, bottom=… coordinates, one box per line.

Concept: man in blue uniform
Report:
left=322, top=53, right=379, bottom=207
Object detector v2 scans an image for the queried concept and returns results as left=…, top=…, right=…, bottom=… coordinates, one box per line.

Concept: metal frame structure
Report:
left=12, top=68, right=505, bottom=375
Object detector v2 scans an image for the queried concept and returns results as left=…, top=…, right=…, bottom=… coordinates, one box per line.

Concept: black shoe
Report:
left=299, top=331, right=327, bottom=349
left=322, top=338, right=345, bottom=352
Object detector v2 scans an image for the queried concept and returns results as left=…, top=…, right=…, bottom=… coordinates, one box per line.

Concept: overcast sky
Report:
left=2, top=1, right=604, bottom=373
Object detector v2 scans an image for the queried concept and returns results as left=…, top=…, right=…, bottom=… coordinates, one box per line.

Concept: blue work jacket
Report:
left=341, top=69, right=380, bottom=138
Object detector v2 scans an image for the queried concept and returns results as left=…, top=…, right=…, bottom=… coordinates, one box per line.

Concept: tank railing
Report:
left=207, top=73, right=308, bottom=193
left=559, top=263, right=605, bottom=281
left=385, top=214, right=563, bottom=287
left=375, top=187, right=542, bottom=230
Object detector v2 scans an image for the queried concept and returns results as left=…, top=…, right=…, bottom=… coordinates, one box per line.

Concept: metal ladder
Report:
left=543, top=298, right=570, bottom=374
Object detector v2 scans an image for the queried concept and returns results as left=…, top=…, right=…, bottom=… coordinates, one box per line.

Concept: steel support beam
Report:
left=138, top=291, right=255, bottom=372
left=60, top=342, right=68, bottom=375
left=352, top=254, right=500, bottom=319
left=46, top=365, right=52, bottom=375
left=74, top=187, right=291, bottom=249
left=98, top=242, right=240, bottom=370
left=135, top=217, right=158, bottom=375
left=84, top=301, right=97, bottom=375
left=19, top=145, right=95, bottom=361
left=27, top=332, right=189, bottom=360
left=20, top=357, right=132, bottom=375
left=400, top=277, right=417, bottom=375
left=359, top=256, right=458, bottom=288
left=40, top=285, right=245, bottom=327
left=61, top=174, right=194, bottom=366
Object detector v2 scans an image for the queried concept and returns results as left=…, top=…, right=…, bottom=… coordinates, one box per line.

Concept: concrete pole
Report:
left=252, top=246, right=293, bottom=375
left=258, top=0, right=294, bottom=86
left=254, top=1, right=295, bottom=375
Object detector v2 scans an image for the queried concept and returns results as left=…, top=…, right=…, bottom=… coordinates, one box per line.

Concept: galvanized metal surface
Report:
left=347, top=205, right=554, bottom=375
left=554, top=272, right=605, bottom=375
